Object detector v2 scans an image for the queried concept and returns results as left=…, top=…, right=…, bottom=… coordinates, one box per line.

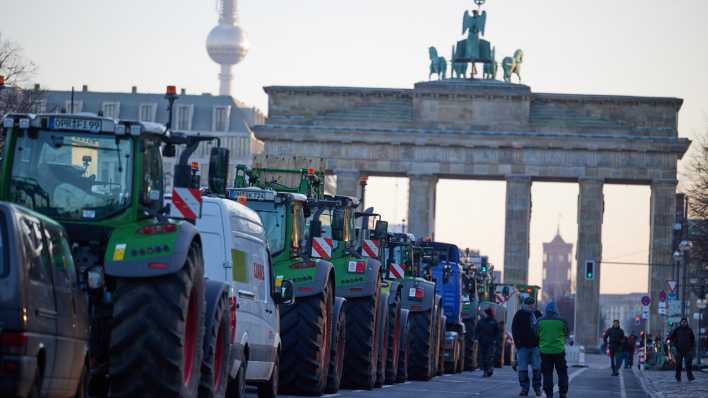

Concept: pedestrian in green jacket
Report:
left=537, top=302, right=569, bottom=398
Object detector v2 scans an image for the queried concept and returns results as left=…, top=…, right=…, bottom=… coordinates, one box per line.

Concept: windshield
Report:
left=9, top=130, right=133, bottom=221
left=248, top=200, right=287, bottom=254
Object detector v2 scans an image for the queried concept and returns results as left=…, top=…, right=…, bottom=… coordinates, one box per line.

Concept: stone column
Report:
left=648, top=180, right=677, bottom=336
left=407, top=174, right=438, bottom=240
left=574, top=178, right=604, bottom=351
left=503, top=176, right=532, bottom=284
left=335, top=170, right=361, bottom=198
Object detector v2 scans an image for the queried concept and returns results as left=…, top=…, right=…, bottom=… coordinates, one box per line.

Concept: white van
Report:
left=171, top=196, right=289, bottom=398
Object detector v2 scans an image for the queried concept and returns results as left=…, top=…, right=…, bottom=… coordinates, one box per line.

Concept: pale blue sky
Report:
left=2, top=0, right=707, bottom=293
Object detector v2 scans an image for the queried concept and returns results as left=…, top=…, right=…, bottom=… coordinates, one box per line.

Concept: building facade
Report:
left=36, top=85, right=264, bottom=189
left=542, top=230, right=574, bottom=303
left=599, top=293, right=645, bottom=335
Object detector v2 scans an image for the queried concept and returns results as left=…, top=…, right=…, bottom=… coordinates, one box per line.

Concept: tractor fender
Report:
left=336, top=257, right=381, bottom=299
left=292, top=258, right=334, bottom=298
left=104, top=221, right=199, bottom=278
left=204, top=280, right=230, bottom=330
left=399, top=308, right=411, bottom=336
left=399, top=278, right=436, bottom=313
left=387, top=280, right=402, bottom=306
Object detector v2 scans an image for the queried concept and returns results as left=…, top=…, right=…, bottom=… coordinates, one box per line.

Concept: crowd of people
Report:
left=473, top=298, right=699, bottom=397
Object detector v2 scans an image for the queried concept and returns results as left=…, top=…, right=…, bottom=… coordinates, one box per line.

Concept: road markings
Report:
left=382, top=385, right=393, bottom=388
left=553, top=367, right=588, bottom=393
left=322, top=394, right=340, bottom=398
left=619, top=369, right=628, bottom=398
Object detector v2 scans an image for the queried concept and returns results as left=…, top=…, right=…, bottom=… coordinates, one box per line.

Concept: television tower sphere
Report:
left=206, top=23, right=249, bottom=66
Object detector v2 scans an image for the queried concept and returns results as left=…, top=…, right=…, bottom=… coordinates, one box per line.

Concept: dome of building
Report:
left=206, top=23, right=249, bottom=66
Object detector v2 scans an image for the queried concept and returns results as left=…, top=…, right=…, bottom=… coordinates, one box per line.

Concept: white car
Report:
left=171, top=196, right=291, bottom=398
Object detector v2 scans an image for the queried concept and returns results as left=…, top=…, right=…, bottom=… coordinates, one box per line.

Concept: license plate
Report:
left=228, top=189, right=274, bottom=201
left=51, top=117, right=102, bottom=133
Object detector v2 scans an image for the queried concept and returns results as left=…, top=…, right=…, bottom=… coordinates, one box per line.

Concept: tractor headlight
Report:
left=2, top=118, right=14, bottom=128
left=129, top=125, right=141, bottom=135
left=19, top=118, right=30, bottom=129
left=115, top=125, right=126, bottom=135
left=87, top=267, right=105, bottom=290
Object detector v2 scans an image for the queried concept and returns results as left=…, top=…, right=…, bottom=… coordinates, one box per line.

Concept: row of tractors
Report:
left=0, top=104, right=540, bottom=397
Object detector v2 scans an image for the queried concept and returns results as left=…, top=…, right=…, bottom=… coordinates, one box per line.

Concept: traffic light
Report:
left=481, top=256, right=489, bottom=273
left=585, top=260, right=595, bottom=280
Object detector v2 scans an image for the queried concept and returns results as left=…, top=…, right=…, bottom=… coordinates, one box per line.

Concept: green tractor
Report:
left=0, top=109, right=234, bottom=397
left=232, top=166, right=339, bottom=395
left=382, top=233, right=444, bottom=381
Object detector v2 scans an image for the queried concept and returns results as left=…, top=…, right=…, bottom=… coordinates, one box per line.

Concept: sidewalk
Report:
left=635, top=367, right=708, bottom=397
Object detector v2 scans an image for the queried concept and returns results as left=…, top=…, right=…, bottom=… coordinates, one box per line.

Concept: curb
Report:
left=632, top=366, right=666, bottom=398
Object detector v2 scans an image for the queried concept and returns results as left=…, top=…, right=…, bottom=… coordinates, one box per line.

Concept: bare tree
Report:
left=0, top=32, right=44, bottom=115
left=685, top=133, right=708, bottom=288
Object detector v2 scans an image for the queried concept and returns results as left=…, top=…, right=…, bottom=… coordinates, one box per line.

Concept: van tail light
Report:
left=229, top=296, right=237, bottom=341
left=0, top=332, right=28, bottom=355
left=408, top=287, right=424, bottom=300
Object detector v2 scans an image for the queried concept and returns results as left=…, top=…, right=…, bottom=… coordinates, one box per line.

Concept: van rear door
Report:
left=197, top=201, right=230, bottom=282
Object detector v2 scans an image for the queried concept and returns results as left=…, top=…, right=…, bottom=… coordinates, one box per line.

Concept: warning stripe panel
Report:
left=311, top=237, right=333, bottom=259
left=362, top=239, right=379, bottom=257
left=172, top=187, right=202, bottom=220
left=389, top=262, right=404, bottom=279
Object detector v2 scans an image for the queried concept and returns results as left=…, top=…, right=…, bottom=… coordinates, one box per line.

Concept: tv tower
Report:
left=206, top=0, right=249, bottom=96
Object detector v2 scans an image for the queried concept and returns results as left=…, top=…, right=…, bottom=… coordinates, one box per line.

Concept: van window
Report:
left=231, top=249, right=248, bottom=283
left=45, top=224, right=76, bottom=288
left=0, top=213, right=7, bottom=278
left=21, top=218, right=51, bottom=282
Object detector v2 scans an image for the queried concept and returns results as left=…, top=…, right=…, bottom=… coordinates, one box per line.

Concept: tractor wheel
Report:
left=199, top=286, right=231, bottom=398
left=279, top=281, right=333, bottom=395
left=342, top=295, right=380, bottom=390
left=384, top=299, right=401, bottom=385
left=257, top=351, right=278, bottom=398
left=109, top=243, right=206, bottom=398
left=374, top=293, right=389, bottom=388
left=395, top=310, right=409, bottom=384
left=406, top=310, right=434, bottom=380
left=437, top=315, right=447, bottom=376
left=463, top=319, right=476, bottom=371
left=457, top=338, right=465, bottom=373
left=325, top=303, right=346, bottom=394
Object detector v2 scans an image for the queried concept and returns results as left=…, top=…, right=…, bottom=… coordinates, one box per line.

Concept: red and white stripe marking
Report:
left=389, top=262, right=405, bottom=279
left=172, top=187, right=202, bottom=220
left=311, top=237, right=333, bottom=259
left=361, top=239, right=379, bottom=258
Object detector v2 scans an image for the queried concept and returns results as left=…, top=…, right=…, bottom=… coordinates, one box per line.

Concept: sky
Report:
left=2, top=0, right=707, bottom=294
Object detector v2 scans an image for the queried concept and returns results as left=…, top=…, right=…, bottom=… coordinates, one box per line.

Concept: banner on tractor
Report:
left=311, top=237, right=334, bottom=259
left=172, top=187, right=202, bottom=220
left=362, top=239, right=379, bottom=257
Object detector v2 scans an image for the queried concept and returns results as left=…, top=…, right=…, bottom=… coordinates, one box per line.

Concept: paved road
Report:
left=245, top=356, right=652, bottom=397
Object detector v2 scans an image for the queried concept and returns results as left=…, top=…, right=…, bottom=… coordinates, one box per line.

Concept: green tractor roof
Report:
left=2, top=112, right=169, bottom=137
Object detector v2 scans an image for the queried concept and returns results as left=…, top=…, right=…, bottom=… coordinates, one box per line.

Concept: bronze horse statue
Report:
left=429, top=47, right=447, bottom=80
left=502, top=49, right=524, bottom=83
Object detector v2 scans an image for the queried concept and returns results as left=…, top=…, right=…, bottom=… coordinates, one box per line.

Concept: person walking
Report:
left=603, top=320, right=625, bottom=376
left=624, top=334, right=637, bottom=368
left=475, top=307, right=499, bottom=377
left=512, top=297, right=542, bottom=396
left=537, top=302, right=569, bottom=398
left=669, top=318, right=696, bottom=382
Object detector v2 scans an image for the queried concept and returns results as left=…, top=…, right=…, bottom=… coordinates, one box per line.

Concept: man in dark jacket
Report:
left=603, top=320, right=625, bottom=376
left=669, top=318, right=695, bottom=382
left=512, top=297, right=542, bottom=396
left=537, top=302, right=569, bottom=398
left=475, top=307, right=499, bottom=377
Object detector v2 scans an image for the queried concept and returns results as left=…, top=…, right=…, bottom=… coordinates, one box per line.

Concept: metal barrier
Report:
left=566, top=344, right=587, bottom=367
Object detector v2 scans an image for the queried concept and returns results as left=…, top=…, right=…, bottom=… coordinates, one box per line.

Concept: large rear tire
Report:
left=406, top=310, right=434, bottom=380
left=342, top=294, right=380, bottom=390
left=109, top=243, right=206, bottom=398
left=463, top=319, right=476, bottom=371
left=325, top=303, right=346, bottom=394
left=384, top=298, right=401, bottom=385
left=437, top=314, right=446, bottom=376
left=374, top=292, right=389, bottom=388
left=199, top=285, right=231, bottom=398
left=279, top=281, right=333, bottom=395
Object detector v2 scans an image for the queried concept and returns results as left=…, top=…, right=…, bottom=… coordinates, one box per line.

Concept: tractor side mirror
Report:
left=331, top=208, right=345, bottom=241
left=162, top=143, right=176, bottom=158
left=309, top=219, right=322, bottom=238
left=374, top=220, right=388, bottom=240
left=275, top=280, right=295, bottom=305
left=208, top=147, right=229, bottom=195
